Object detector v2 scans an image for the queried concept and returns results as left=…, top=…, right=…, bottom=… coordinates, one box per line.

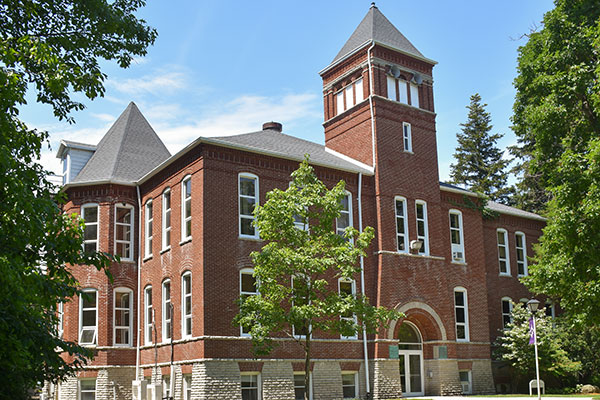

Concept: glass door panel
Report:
left=409, top=354, right=422, bottom=393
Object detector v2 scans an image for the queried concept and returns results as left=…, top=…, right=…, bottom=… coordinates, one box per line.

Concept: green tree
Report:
left=494, top=303, right=579, bottom=387
left=450, top=93, right=512, bottom=203
left=234, top=158, right=401, bottom=400
left=0, top=1, right=156, bottom=398
left=511, top=0, right=600, bottom=324
left=561, top=322, right=600, bottom=386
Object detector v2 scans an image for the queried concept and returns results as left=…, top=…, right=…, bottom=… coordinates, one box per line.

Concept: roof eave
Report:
left=439, top=184, right=480, bottom=198
left=488, top=208, right=547, bottom=222
left=62, top=179, right=136, bottom=190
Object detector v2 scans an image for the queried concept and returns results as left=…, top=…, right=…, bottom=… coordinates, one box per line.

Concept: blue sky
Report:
left=26, top=1, right=554, bottom=181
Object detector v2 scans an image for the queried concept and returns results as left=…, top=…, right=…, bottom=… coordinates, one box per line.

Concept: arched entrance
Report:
left=397, top=322, right=424, bottom=396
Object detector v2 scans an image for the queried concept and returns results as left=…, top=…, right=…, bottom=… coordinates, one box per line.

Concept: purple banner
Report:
left=529, top=317, right=535, bottom=345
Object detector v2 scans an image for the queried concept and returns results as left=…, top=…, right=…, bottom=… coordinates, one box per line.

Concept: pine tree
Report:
left=450, top=93, right=512, bottom=203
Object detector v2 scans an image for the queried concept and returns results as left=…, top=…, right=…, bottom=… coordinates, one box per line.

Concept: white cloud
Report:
left=108, top=70, right=187, bottom=96
left=90, top=113, right=115, bottom=122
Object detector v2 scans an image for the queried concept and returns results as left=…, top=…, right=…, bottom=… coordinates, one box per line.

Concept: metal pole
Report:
left=532, top=314, right=541, bottom=400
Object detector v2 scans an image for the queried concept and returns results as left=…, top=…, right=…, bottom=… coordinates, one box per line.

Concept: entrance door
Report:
left=397, top=322, right=424, bottom=396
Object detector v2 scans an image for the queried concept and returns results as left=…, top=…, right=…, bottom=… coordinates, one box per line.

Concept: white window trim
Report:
left=415, top=200, right=429, bottom=255
left=241, top=372, right=261, bottom=400
left=183, top=374, right=192, bottom=400
left=181, top=271, right=192, bottom=338
left=57, top=302, right=64, bottom=338
left=449, top=209, right=465, bottom=263
left=454, top=287, right=469, bottom=342
left=293, top=372, right=313, bottom=400
left=545, top=301, right=556, bottom=319
left=395, top=196, right=409, bottom=253
left=402, top=122, right=413, bottom=153
left=144, top=285, right=153, bottom=346
left=497, top=228, right=511, bottom=276
left=81, top=203, right=99, bottom=253
left=341, top=371, right=358, bottom=400
left=335, top=78, right=365, bottom=116
left=162, top=280, right=172, bottom=343
left=162, top=188, right=172, bottom=251
left=292, top=276, right=311, bottom=339
left=79, top=288, right=97, bottom=346
left=240, top=267, right=259, bottom=337
left=78, top=379, right=96, bottom=400
left=336, top=191, right=353, bottom=238
left=501, top=297, right=513, bottom=329
left=181, top=175, right=192, bottom=242
left=239, top=173, right=259, bottom=239
left=459, top=370, right=472, bottom=395
left=338, top=278, right=357, bottom=340
left=114, top=204, right=135, bottom=262
left=113, top=287, right=133, bottom=347
left=515, top=231, right=528, bottom=277
left=144, top=199, right=153, bottom=258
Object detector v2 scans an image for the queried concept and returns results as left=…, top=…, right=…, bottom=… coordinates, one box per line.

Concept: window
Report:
left=395, top=197, right=408, bottom=252
left=181, top=272, right=192, bottom=338
left=501, top=297, right=513, bottom=329
left=82, top=204, right=99, bottom=253
left=181, top=176, right=192, bottom=241
left=115, top=205, right=134, bottom=261
left=459, top=370, right=472, bottom=394
left=336, top=192, right=352, bottom=238
left=497, top=229, right=510, bottom=275
left=145, top=200, right=153, bottom=258
left=545, top=301, right=555, bottom=319
left=57, top=302, right=64, bottom=338
left=114, top=288, right=133, bottom=346
left=415, top=201, right=429, bottom=255
left=454, top=288, right=469, bottom=341
left=162, top=189, right=171, bottom=250
left=239, top=173, right=259, bottom=238
left=339, top=279, right=357, bottom=339
left=515, top=232, right=527, bottom=276
left=402, top=122, right=412, bottom=152
left=240, top=268, right=259, bottom=336
left=387, top=76, right=408, bottom=104
left=241, top=373, right=260, bottom=400
left=162, top=376, right=171, bottom=400
left=292, top=276, right=309, bottom=338
left=79, top=379, right=96, bottom=400
left=294, top=373, right=310, bottom=400
left=183, top=375, right=192, bottom=400
left=342, top=372, right=357, bottom=399
left=79, top=289, right=97, bottom=346
left=144, top=286, right=153, bottom=345
left=162, top=280, right=171, bottom=342
left=335, top=78, right=364, bottom=115
left=410, top=83, right=420, bottom=108
left=449, top=210, right=465, bottom=262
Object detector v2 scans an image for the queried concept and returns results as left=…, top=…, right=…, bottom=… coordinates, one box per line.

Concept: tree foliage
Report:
left=561, top=321, right=600, bottom=386
left=234, top=158, right=401, bottom=400
left=450, top=93, right=512, bottom=204
left=0, top=1, right=156, bottom=398
left=511, top=0, right=600, bottom=324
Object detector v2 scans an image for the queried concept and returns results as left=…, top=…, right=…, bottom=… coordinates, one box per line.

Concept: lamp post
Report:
left=527, top=299, right=541, bottom=400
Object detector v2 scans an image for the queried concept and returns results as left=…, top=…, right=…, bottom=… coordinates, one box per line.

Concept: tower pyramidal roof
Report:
left=72, top=102, right=171, bottom=184
left=330, top=3, right=429, bottom=66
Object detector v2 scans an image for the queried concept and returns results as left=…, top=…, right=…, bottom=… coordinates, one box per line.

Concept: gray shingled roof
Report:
left=206, top=129, right=373, bottom=175
left=330, top=4, right=426, bottom=65
left=72, top=102, right=171, bottom=184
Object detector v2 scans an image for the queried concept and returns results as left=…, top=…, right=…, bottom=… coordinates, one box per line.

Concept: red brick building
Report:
left=49, top=5, right=546, bottom=400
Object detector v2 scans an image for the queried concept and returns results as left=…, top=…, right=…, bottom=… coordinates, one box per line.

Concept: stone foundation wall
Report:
left=193, top=361, right=240, bottom=400
left=371, top=360, right=402, bottom=400
left=313, top=361, right=343, bottom=400
left=471, top=359, right=495, bottom=394
left=424, top=359, right=462, bottom=395
left=261, top=361, right=295, bottom=400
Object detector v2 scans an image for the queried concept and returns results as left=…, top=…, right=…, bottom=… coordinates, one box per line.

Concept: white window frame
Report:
left=545, top=301, right=556, bottom=319
left=338, top=279, right=357, bottom=340
left=144, top=199, right=153, bottom=258
left=293, top=372, right=312, bottom=400
left=162, top=376, right=171, bottom=400
left=341, top=372, right=358, bottom=400
left=387, top=75, right=409, bottom=104
left=410, top=82, right=420, bottom=108
left=515, top=231, right=528, bottom=277
left=501, top=297, right=513, bottom=329
left=181, top=175, right=192, bottom=242
left=183, top=374, right=192, bottom=400
left=162, top=188, right=172, bottom=251
left=162, top=280, right=172, bottom=342
left=240, top=268, right=259, bottom=336
left=79, top=288, right=98, bottom=346
left=459, top=370, right=472, bottom=394
left=449, top=210, right=465, bottom=263
left=114, top=204, right=134, bottom=261
left=57, top=302, right=64, bottom=338
left=239, top=173, right=259, bottom=239
left=81, top=203, right=99, bottom=253
left=144, top=285, right=153, bottom=345
left=336, top=191, right=353, bottom=238
left=454, top=287, right=469, bottom=342
left=292, top=276, right=311, bottom=339
left=415, top=200, right=429, bottom=255
left=497, top=228, right=511, bottom=276
left=241, top=372, right=261, bottom=400
left=395, top=196, right=409, bottom=253
left=79, top=379, right=96, bottom=400
left=181, top=272, right=192, bottom=338
left=402, top=122, right=412, bottom=152
left=335, top=78, right=364, bottom=116
left=113, top=287, right=133, bottom=347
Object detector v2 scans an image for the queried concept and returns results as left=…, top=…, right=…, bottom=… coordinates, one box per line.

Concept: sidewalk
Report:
left=410, top=397, right=595, bottom=400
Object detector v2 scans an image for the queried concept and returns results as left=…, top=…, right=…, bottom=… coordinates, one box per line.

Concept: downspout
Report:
left=367, top=40, right=376, bottom=169
left=357, top=172, right=371, bottom=397
left=135, top=185, right=142, bottom=382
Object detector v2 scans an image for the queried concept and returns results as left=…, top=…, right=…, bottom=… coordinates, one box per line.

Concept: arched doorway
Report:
left=397, top=322, right=424, bottom=396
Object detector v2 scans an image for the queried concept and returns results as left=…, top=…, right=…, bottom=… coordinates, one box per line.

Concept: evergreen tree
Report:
left=450, top=93, right=512, bottom=203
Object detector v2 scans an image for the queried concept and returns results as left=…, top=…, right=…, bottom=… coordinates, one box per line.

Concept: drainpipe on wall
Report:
left=135, top=185, right=142, bottom=383
left=357, top=172, right=371, bottom=397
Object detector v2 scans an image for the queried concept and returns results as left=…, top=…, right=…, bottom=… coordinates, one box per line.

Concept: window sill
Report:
left=160, top=247, right=171, bottom=254
left=517, top=274, right=527, bottom=278
left=143, top=255, right=152, bottom=262
left=179, top=238, right=192, bottom=246
left=499, top=273, right=512, bottom=278
left=403, top=150, right=414, bottom=154
left=239, top=235, right=262, bottom=242
left=451, top=260, right=467, bottom=265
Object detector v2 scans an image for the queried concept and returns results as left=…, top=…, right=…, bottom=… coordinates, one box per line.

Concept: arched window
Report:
left=239, top=173, right=259, bottom=238
left=515, top=232, right=528, bottom=276
left=81, top=203, right=99, bottom=253
left=395, top=196, right=408, bottom=253
left=497, top=229, right=510, bottom=275
left=181, top=272, right=192, bottom=338
left=144, top=199, right=153, bottom=258
left=115, top=204, right=134, bottom=261
left=240, top=268, right=258, bottom=336
left=454, top=287, right=469, bottom=341
left=449, top=210, right=465, bottom=262
left=397, top=322, right=422, bottom=350
left=415, top=200, right=428, bottom=255
left=336, top=191, right=353, bottom=239
left=79, top=288, right=97, bottom=346
left=162, top=280, right=171, bottom=342
left=338, top=278, right=357, bottom=339
left=501, top=297, right=513, bottom=329
left=114, top=287, right=133, bottom=346
left=162, top=188, right=171, bottom=250
left=144, top=285, right=153, bottom=345
left=181, top=176, right=192, bottom=241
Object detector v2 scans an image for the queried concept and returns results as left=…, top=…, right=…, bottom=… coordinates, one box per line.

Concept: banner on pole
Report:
left=529, top=317, right=535, bottom=345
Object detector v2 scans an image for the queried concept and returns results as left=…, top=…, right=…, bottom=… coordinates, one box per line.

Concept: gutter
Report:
left=357, top=172, right=371, bottom=397
left=135, top=185, right=142, bottom=382
left=367, top=40, right=376, bottom=169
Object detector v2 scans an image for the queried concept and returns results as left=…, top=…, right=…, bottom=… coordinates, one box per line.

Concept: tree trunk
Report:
left=304, top=332, right=311, bottom=400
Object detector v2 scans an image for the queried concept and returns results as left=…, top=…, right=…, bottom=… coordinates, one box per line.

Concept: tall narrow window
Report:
left=336, top=91, right=344, bottom=115
left=183, top=375, right=192, bottom=400
left=57, top=302, right=64, bottom=338
left=415, top=201, right=428, bottom=255
left=454, top=288, right=469, bottom=341
left=395, top=197, right=408, bottom=252
left=354, top=78, right=364, bottom=103
left=292, top=277, right=309, bottom=338
left=515, top=232, right=527, bottom=276
left=336, top=79, right=364, bottom=116
left=336, top=192, right=352, bottom=238
left=339, top=279, right=357, bottom=339
left=162, top=376, right=171, bottom=400
left=402, top=122, right=412, bottom=152
left=79, top=379, right=96, bottom=400
left=79, top=289, right=97, bottom=346
left=82, top=204, right=99, bottom=253
left=181, top=176, right=192, bottom=241
left=545, top=301, right=555, bottom=319
left=240, top=268, right=258, bottom=336
left=144, top=286, right=153, bottom=345
left=497, top=229, right=510, bottom=275
left=162, top=189, right=171, bottom=250
left=294, top=373, right=308, bottom=400
left=342, top=372, right=358, bottom=400
left=449, top=210, right=465, bottom=262
left=115, top=205, right=134, bottom=261
left=162, top=280, right=171, bottom=342
left=181, top=272, right=192, bottom=338
left=145, top=200, right=153, bottom=258
left=387, top=76, right=397, bottom=101
left=345, top=85, right=354, bottom=109
left=501, top=297, right=513, bottom=329
left=398, top=79, right=408, bottom=104
left=241, top=374, right=260, bottom=400
left=239, top=173, right=259, bottom=238
left=114, top=288, right=132, bottom=346
left=410, top=83, right=420, bottom=108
